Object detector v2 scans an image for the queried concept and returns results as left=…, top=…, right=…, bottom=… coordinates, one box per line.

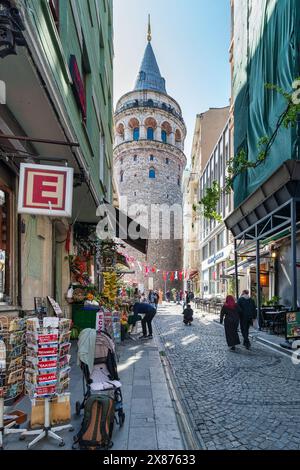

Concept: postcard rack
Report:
left=0, top=316, right=27, bottom=449
left=21, top=316, right=73, bottom=449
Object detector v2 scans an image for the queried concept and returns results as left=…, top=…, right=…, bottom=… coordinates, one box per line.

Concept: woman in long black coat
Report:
left=220, top=295, right=241, bottom=351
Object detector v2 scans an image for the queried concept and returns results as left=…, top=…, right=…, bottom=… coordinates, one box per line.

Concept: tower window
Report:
left=149, top=167, right=156, bottom=179
left=134, top=155, right=137, bottom=162
left=166, top=158, right=169, bottom=164
left=147, top=127, right=154, bottom=140
left=120, top=171, right=124, bottom=183
left=178, top=164, right=181, bottom=171
left=133, top=127, right=140, bottom=141
left=150, top=155, right=154, bottom=161
left=120, top=157, right=123, bottom=165
left=177, top=177, right=180, bottom=186
left=161, top=130, right=167, bottom=143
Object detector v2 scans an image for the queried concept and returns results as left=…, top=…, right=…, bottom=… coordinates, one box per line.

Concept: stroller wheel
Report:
left=75, top=401, right=81, bottom=416
left=118, top=410, right=125, bottom=427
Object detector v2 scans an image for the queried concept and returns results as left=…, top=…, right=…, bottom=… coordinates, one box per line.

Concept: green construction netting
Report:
left=233, top=0, right=300, bottom=207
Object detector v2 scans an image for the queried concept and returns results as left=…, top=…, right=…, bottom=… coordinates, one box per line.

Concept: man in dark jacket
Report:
left=237, top=290, right=257, bottom=349
left=182, top=304, right=193, bottom=326
left=131, top=302, right=157, bottom=339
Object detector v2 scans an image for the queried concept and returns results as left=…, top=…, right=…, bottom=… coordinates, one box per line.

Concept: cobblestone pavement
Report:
left=154, top=303, right=300, bottom=450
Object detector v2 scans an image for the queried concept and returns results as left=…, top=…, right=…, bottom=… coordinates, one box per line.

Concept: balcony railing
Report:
left=115, top=99, right=185, bottom=126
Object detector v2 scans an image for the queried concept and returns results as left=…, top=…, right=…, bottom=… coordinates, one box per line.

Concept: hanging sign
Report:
left=18, top=163, right=73, bottom=217
left=96, top=310, right=104, bottom=332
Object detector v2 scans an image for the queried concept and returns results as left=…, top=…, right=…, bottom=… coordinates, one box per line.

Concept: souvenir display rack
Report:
left=0, top=315, right=27, bottom=449
left=21, top=316, right=73, bottom=449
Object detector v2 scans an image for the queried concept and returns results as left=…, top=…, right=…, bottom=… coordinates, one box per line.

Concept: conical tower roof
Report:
left=134, top=28, right=166, bottom=94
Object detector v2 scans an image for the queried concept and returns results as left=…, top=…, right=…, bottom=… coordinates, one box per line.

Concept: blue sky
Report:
left=113, top=0, right=231, bottom=164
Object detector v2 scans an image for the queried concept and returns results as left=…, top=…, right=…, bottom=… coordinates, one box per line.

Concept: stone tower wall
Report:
left=114, top=89, right=187, bottom=294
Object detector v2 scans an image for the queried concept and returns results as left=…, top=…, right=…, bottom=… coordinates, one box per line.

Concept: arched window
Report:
left=133, top=127, right=140, bottom=141
left=161, top=130, right=167, bottom=143
left=134, top=155, right=137, bottom=162
left=166, top=158, right=169, bottom=164
left=120, top=171, right=124, bottom=183
left=150, top=155, right=154, bottom=161
left=177, top=177, right=180, bottom=186
left=147, top=127, right=154, bottom=140
left=149, top=167, right=156, bottom=179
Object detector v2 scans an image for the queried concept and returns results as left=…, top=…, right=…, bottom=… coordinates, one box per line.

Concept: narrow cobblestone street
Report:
left=154, top=303, right=300, bottom=450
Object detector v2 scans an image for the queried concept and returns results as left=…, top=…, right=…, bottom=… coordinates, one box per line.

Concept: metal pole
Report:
left=0, top=134, right=80, bottom=147
left=256, top=238, right=261, bottom=328
left=291, top=199, right=297, bottom=310
left=234, top=238, right=239, bottom=300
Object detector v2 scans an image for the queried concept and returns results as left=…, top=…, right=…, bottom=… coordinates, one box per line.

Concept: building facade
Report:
left=114, top=27, right=187, bottom=292
left=183, top=107, right=230, bottom=295
left=226, top=0, right=300, bottom=312
left=0, top=0, right=113, bottom=314
left=199, top=117, right=235, bottom=298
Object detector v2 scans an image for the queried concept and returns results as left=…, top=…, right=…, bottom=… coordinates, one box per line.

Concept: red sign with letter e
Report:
left=18, top=163, right=73, bottom=217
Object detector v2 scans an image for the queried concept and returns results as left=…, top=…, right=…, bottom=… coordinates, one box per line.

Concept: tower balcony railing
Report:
left=115, top=99, right=185, bottom=126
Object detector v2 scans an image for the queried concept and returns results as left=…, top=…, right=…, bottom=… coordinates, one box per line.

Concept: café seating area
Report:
left=259, top=305, right=290, bottom=336
left=193, top=298, right=290, bottom=337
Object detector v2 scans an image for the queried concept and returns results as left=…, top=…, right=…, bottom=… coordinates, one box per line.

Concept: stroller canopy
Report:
left=77, top=329, right=118, bottom=380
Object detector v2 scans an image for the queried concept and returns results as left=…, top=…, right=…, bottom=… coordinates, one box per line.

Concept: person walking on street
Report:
left=184, top=291, right=190, bottom=308
left=237, top=289, right=257, bottom=349
left=166, top=290, right=171, bottom=302
left=176, top=291, right=180, bottom=305
left=130, top=302, right=156, bottom=339
left=148, top=290, right=156, bottom=309
left=220, top=295, right=241, bottom=351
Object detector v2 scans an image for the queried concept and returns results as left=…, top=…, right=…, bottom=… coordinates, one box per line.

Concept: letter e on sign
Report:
left=18, top=163, right=73, bottom=217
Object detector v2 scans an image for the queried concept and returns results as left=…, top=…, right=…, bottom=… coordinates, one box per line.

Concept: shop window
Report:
left=0, top=188, right=10, bottom=303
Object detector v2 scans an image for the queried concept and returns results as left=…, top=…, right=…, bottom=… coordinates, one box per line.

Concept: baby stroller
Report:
left=76, top=329, right=125, bottom=426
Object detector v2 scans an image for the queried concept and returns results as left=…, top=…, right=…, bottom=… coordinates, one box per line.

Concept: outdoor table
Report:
left=263, top=310, right=286, bottom=335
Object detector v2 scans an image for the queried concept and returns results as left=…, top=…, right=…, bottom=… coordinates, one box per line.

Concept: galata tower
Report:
left=114, top=22, right=187, bottom=292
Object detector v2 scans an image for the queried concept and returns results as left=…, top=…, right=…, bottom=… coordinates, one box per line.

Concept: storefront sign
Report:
left=18, top=163, right=73, bottom=217
left=286, top=311, right=300, bottom=339
left=69, top=55, right=86, bottom=120
left=202, top=245, right=232, bottom=271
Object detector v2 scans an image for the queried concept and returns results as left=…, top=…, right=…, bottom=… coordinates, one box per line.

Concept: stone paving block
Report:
left=128, top=426, right=158, bottom=450
left=132, top=385, right=152, bottom=399
left=156, top=425, right=184, bottom=450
